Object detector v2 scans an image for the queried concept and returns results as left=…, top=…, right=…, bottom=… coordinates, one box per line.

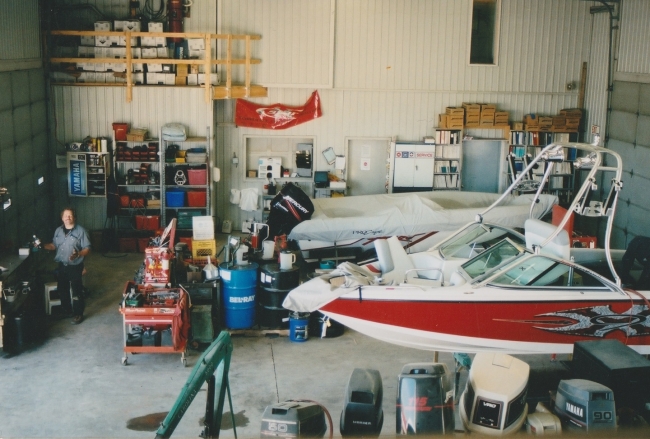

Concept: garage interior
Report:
left=1, top=0, right=650, bottom=437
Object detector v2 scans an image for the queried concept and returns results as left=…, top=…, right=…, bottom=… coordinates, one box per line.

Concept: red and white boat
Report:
left=284, top=143, right=650, bottom=354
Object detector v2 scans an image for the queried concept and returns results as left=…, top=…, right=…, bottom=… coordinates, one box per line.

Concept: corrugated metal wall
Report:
left=0, top=0, right=41, bottom=64
left=605, top=81, right=650, bottom=249
left=618, top=0, right=650, bottom=75
left=0, top=69, right=51, bottom=247
left=219, top=0, right=334, bottom=87
left=215, top=0, right=602, bottom=227
left=0, top=0, right=50, bottom=248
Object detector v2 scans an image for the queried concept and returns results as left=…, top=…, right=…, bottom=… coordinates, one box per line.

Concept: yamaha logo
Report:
left=566, top=402, right=584, bottom=418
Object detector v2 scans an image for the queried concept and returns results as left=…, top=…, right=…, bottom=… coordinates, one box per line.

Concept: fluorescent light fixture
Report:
left=3, top=198, right=11, bottom=211
left=38, top=176, right=45, bottom=185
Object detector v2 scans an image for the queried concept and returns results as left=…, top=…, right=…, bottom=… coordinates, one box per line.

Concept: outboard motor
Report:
left=340, top=368, right=384, bottom=437
left=396, top=363, right=455, bottom=435
left=260, top=400, right=327, bottom=439
left=265, top=183, right=314, bottom=239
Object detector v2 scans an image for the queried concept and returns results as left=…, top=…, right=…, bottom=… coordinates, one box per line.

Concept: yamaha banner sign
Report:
left=68, top=154, right=87, bottom=196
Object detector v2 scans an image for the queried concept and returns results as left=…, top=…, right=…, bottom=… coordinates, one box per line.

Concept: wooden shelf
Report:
left=48, top=30, right=268, bottom=102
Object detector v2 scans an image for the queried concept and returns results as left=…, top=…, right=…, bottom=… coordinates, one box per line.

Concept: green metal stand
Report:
left=155, top=331, right=236, bottom=439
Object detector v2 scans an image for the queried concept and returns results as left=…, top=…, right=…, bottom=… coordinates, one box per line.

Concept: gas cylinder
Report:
left=167, top=0, right=184, bottom=43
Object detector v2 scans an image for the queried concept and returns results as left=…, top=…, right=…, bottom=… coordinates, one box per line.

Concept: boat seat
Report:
left=524, top=218, right=570, bottom=260
left=374, top=236, right=415, bottom=283
left=448, top=270, right=467, bottom=286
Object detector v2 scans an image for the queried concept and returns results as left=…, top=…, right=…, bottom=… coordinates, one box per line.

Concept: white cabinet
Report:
left=392, top=142, right=435, bottom=190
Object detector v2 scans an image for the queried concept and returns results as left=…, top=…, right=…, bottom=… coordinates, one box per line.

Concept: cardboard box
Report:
left=447, top=119, right=464, bottom=129
left=124, top=20, right=141, bottom=32
left=80, top=35, right=95, bottom=46
left=512, top=122, right=524, bottom=130
left=198, top=73, right=220, bottom=86
left=247, top=170, right=257, bottom=178
left=190, top=64, right=200, bottom=74
left=132, top=63, right=145, bottom=73
left=446, top=107, right=465, bottom=116
left=438, top=114, right=448, bottom=128
left=560, top=108, right=583, bottom=118
left=132, top=73, right=145, bottom=84
left=148, top=21, right=164, bottom=32
left=462, top=103, right=481, bottom=112
left=187, top=74, right=199, bottom=86
left=480, top=113, right=495, bottom=124
left=142, top=48, right=157, bottom=58
left=95, top=36, right=112, bottom=47
left=187, top=38, right=206, bottom=50
left=127, top=128, right=148, bottom=141
left=164, top=73, right=175, bottom=85
left=94, top=21, right=112, bottom=31
left=113, top=20, right=126, bottom=31
left=157, top=47, right=170, bottom=58
left=566, top=117, right=581, bottom=130
left=175, top=76, right=187, bottom=85
left=192, top=216, right=215, bottom=241
left=176, top=64, right=189, bottom=76
left=539, top=116, right=553, bottom=128
left=118, top=36, right=139, bottom=47
left=552, top=116, right=566, bottom=127
left=524, top=114, right=539, bottom=126
left=188, top=48, right=205, bottom=59
left=147, top=63, right=163, bottom=73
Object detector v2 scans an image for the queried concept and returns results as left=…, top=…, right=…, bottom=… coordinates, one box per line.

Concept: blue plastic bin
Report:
left=166, top=189, right=185, bottom=207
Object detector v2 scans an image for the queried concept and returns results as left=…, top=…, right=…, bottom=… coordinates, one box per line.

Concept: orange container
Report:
left=187, top=168, right=207, bottom=185
left=187, top=190, right=206, bottom=207
left=112, top=122, right=129, bottom=141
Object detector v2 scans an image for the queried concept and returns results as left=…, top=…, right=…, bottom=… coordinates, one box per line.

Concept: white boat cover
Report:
left=288, top=191, right=558, bottom=245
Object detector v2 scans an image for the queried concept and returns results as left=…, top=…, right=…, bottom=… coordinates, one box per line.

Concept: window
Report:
left=469, top=0, right=500, bottom=65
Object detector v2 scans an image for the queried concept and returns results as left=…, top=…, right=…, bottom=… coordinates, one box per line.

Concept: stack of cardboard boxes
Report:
left=463, top=103, right=480, bottom=127
left=523, top=109, right=582, bottom=132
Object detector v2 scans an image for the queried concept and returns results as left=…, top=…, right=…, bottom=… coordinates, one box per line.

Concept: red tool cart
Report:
left=120, top=282, right=190, bottom=366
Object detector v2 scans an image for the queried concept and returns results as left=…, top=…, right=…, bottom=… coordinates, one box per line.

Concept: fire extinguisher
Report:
left=168, top=0, right=183, bottom=43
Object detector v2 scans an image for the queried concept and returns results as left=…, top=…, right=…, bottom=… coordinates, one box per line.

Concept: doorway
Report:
left=345, top=137, right=392, bottom=196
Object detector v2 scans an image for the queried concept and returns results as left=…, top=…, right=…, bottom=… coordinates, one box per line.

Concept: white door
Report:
left=347, top=138, right=392, bottom=196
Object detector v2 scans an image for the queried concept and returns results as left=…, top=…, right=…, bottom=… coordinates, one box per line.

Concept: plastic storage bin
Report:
left=166, top=189, right=186, bottom=207
left=187, top=168, right=207, bottom=185
left=187, top=190, right=207, bottom=207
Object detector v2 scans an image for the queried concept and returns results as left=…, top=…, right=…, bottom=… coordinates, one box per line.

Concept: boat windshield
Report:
left=461, top=238, right=524, bottom=280
left=488, top=255, right=611, bottom=289
left=439, top=223, right=525, bottom=260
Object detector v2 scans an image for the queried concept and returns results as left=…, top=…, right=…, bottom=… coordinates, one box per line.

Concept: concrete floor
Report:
left=0, top=234, right=577, bottom=438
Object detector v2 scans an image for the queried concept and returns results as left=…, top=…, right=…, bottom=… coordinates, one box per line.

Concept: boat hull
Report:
left=320, top=296, right=650, bottom=354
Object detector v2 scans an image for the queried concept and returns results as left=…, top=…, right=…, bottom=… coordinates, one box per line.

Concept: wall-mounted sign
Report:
left=68, top=154, right=87, bottom=196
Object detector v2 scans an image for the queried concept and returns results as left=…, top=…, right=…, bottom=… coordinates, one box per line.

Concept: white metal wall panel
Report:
left=618, top=0, right=650, bottom=75
left=50, top=86, right=213, bottom=231
left=583, top=11, right=611, bottom=143
left=219, top=0, right=334, bottom=87
left=0, top=0, right=41, bottom=63
left=333, top=0, right=591, bottom=93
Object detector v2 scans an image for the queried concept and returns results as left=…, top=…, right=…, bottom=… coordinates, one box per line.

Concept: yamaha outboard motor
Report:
left=340, top=368, right=384, bottom=437
left=266, top=183, right=314, bottom=239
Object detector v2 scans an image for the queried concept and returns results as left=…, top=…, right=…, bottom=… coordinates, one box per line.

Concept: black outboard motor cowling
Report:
left=266, top=183, right=314, bottom=239
left=340, top=368, right=384, bottom=437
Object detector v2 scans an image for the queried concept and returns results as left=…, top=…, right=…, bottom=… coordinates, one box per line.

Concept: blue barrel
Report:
left=220, top=262, right=258, bottom=329
left=289, top=312, right=310, bottom=342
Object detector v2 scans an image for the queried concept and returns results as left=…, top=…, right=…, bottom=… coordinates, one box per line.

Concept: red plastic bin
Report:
left=187, top=190, right=207, bottom=207
left=135, top=215, right=160, bottom=231
left=112, top=122, right=129, bottom=141
left=187, top=169, right=207, bottom=185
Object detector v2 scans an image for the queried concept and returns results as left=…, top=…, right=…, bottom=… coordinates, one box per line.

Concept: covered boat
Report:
left=283, top=142, right=650, bottom=355
left=286, top=191, right=558, bottom=258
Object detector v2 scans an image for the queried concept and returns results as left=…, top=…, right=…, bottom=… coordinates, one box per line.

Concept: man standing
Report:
left=44, top=208, right=91, bottom=325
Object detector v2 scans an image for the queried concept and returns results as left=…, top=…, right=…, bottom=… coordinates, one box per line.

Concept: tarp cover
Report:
left=288, top=191, right=557, bottom=245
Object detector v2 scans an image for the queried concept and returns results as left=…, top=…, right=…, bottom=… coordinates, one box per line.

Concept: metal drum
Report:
left=258, top=264, right=299, bottom=329
left=220, top=262, right=258, bottom=329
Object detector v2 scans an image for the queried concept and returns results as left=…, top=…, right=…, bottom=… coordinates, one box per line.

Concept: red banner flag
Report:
left=235, top=91, right=322, bottom=130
